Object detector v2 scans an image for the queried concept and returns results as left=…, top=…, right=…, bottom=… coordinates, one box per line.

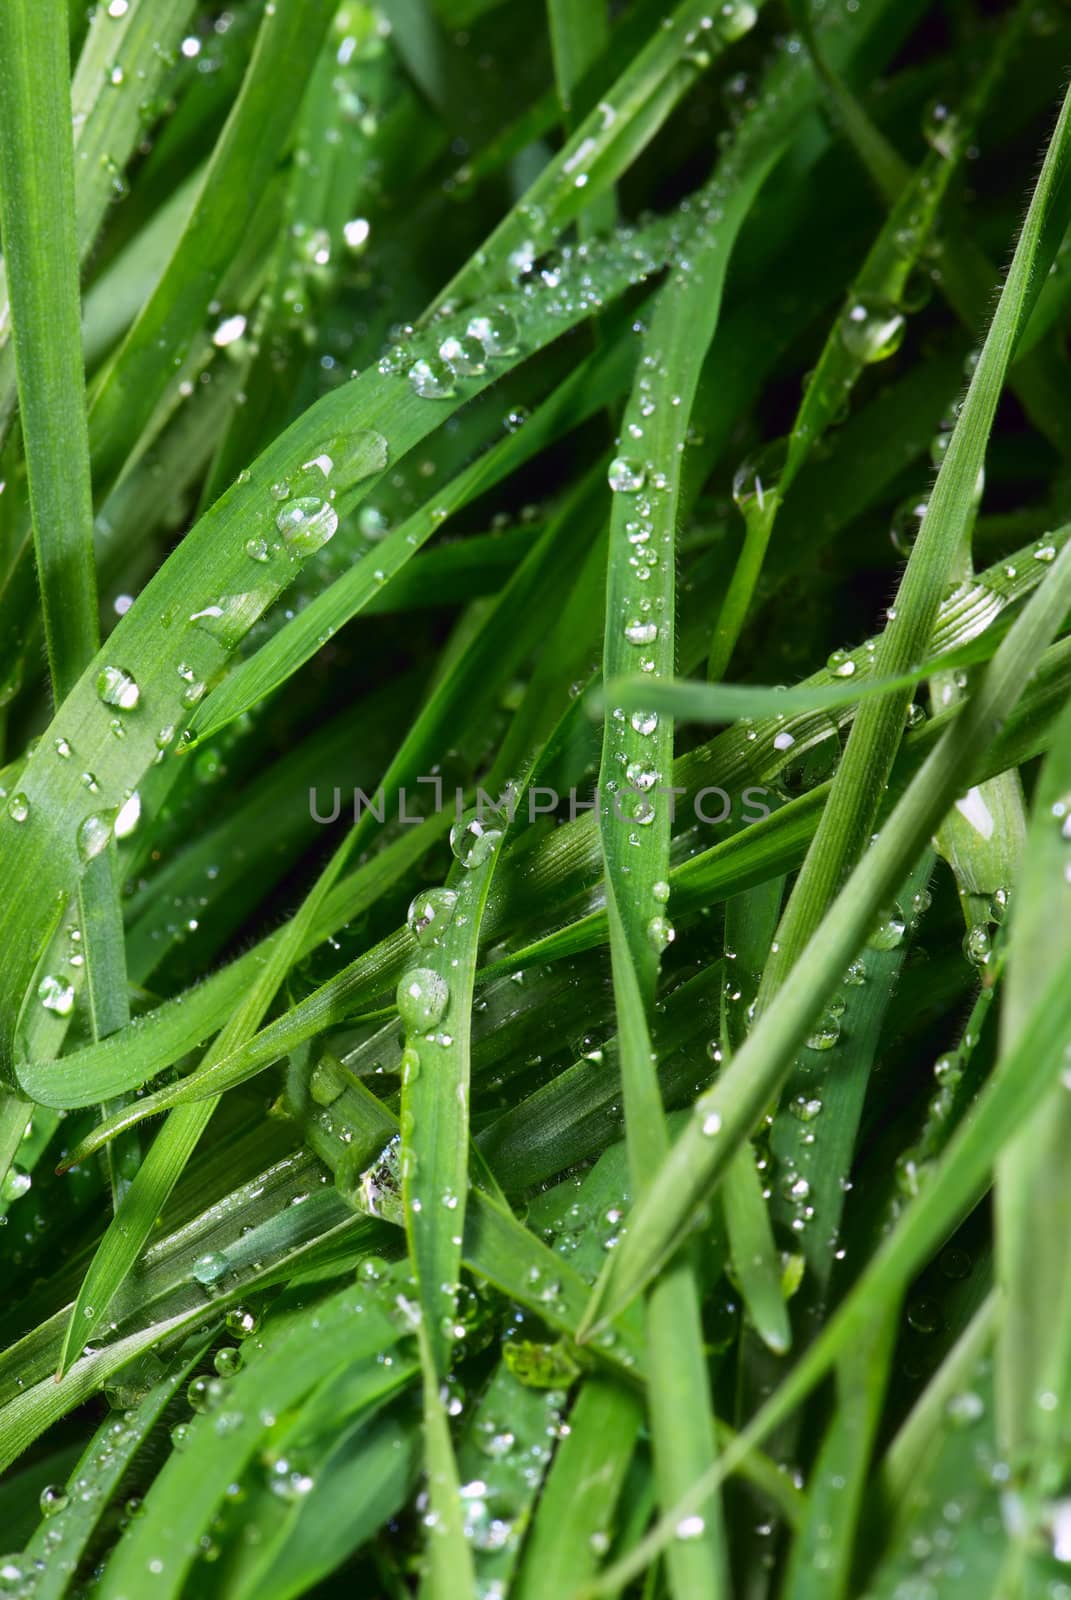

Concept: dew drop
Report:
left=77, top=812, right=115, bottom=863
left=396, top=968, right=450, bottom=1032
left=450, top=811, right=502, bottom=867
left=96, top=665, right=140, bottom=711
left=408, top=356, right=455, bottom=399
left=38, top=975, right=75, bottom=1016
left=608, top=456, right=646, bottom=493
left=439, top=334, right=486, bottom=375
left=840, top=295, right=906, bottom=364
left=407, top=886, right=459, bottom=946
left=466, top=306, right=519, bottom=356
left=275, top=496, right=339, bottom=554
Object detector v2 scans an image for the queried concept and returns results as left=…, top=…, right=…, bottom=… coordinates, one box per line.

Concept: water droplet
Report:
left=309, top=1053, right=347, bottom=1106
left=466, top=306, right=519, bottom=356
left=676, top=1513, right=706, bottom=1541
left=244, top=536, right=271, bottom=562
left=214, top=1347, right=242, bottom=1378
left=212, top=313, right=247, bottom=349
left=790, top=1096, right=823, bottom=1122
left=840, top=295, right=906, bottom=364
left=867, top=904, right=906, bottom=950
left=275, top=496, right=339, bottom=554
left=1, top=1166, right=31, bottom=1202
left=39, top=1485, right=68, bottom=1518
left=7, top=793, right=29, bottom=823
left=963, top=924, right=992, bottom=967
left=624, top=618, right=658, bottom=646
left=714, top=0, right=758, bottom=40
left=647, top=915, right=675, bottom=952
left=608, top=457, right=646, bottom=493
left=407, top=886, right=459, bottom=945
left=190, top=590, right=272, bottom=648
left=225, top=1306, right=260, bottom=1339
left=630, top=709, right=659, bottom=736
left=96, top=665, right=140, bottom=711
left=115, top=791, right=141, bottom=839
left=77, top=812, right=115, bottom=863
left=732, top=437, right=788, bottom=514
left=890, top=495, right=928, bottom=556
left=38, top=974, right=75, bottom=1016
left=806, top=1011, right=841, bottom=1051
left=408, top=356, right=455, bottom=399
left=439, top=334, right=486, bottom=375
left=343, top=216, right=371, bottom=251
left=396, top=968, right=450, bottom=1032
left=450, top=811, right=502, bottom=867
left=923, top=98, right=960, bottom=159
left=826, top=648, right=856, bottom=678
left=698, top=1107, right=722, bottom=1137
left=192, top=1251, right=229, bottom=1286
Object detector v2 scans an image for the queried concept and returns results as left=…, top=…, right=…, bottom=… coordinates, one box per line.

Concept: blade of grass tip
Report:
left=754, top=73, right=1071, bottom=1021
left=0, top=0, right=98, bottom=697
left=595, top=99, right=789, bottom=1590
left=427, top=0, right=768, bottom=315
left=994, top=694, right=1071, bottom=1498
left=579, top=528, right=1071, bottom=1341
left=706, top=15, right=1011, bottom=682
left=576, top=565, right=1071, bottom=1596
left=547, top=0, right=615, bottom=236
left=87, top=0, right=337, bottom=495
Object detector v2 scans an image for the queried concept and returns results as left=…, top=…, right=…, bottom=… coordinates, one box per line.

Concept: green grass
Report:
left=1, top=1, right=1071, bottom=1596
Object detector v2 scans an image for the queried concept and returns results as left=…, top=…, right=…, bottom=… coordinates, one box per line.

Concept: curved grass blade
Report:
left=579, top=533, right=1071, bottom=1336
left=756, top=74, right=1071, bottom=1017
left=19, top=1333, right=211, bottom=1600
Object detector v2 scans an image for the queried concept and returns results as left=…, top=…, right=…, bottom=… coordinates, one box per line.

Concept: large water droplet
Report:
left=190, top=590, right=272, bottom=649
left=732, top=437, right=788, bottom=515
left=450, top=811, right=503, bottom=867
left=39, top=1485, right=69, bottom=1519
left=623, top=618, right=658, bottom=646
left=275, top=496, right=339, bottom=554
left=97, top=665, right=140, bottom=711
left=608, top=456, right=646, bottom=493
left=38, top=974, right=75, bottom=1016
left=439, top=333, right=486, bottom=375
left=713, top=0, right=758, bottom=41
left=408, top=356, right=455, bottom=399
left=840, top=295, right=906, bottom=364
left=407, top=886, right=459, bottom=946
left=77, top=812, right=115, bottom=863
left=396, top=968, right=450, bottom=1031
left=466, top=306, right=519, bottom=356
left=7, top=793, right=30, bottom=823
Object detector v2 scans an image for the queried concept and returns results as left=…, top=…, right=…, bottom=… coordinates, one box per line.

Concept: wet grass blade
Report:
left=0, top=0, right=98, bottom=699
